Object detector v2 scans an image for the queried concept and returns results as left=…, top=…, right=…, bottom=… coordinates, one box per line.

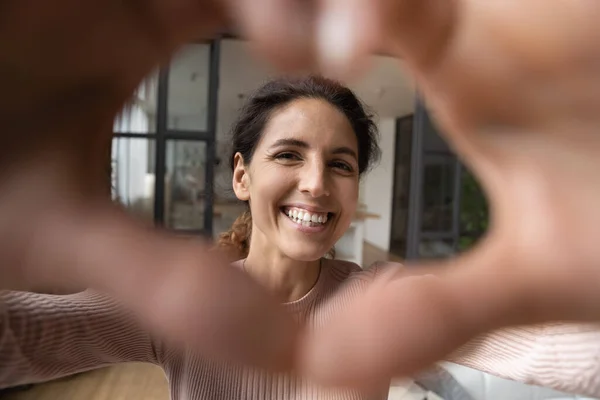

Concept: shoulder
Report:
left=325, top=258, right=362, bottom=281
left=326, top=259, right=404, bottom=285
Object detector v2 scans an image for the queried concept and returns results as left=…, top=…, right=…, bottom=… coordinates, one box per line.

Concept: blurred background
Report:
left=111, top=38, right=488, bottom=267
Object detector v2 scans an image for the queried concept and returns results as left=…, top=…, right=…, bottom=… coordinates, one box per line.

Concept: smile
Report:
left=281, top=207, right=332, bottom=228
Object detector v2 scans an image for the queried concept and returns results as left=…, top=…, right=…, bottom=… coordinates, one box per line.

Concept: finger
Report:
left=1, top=0, right=225, bottom=127
left=313, top=0, right=458, bottom=78
left=298, top=235, right=529, bottom=389
left=226, top=0, right=378, bottom=78
left=314, top=0, right=378, bottom=79
left=385, top=0, right=459, bottom=71
left=226, top=0, right=317, bottom=72
left=21, top=199, right=298, bottom=371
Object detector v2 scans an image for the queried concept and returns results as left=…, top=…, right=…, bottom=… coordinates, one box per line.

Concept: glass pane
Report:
left=459, top=169, right=489, bottom=251
left=421, top=156, right=455, bottom=232
left=113, top=73, right=158, bottom=134
left=419, top=239, right=455, bottom=259
left=165, top=140, right=207, bottom=230
left=111, top=137, right=156, bottom=221
left=168, top=44, right=211, bottom=131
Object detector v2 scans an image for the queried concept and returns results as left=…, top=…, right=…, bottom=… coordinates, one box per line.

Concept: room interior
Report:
left=6, top=38, right=590, bottom=400
left=110, top=39, right=420, bottom=265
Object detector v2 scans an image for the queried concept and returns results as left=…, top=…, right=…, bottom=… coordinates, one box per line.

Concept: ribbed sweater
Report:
left=1, top=259, right=600, bottom=399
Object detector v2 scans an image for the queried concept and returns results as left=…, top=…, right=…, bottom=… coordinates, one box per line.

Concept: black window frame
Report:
left=112, top=39, right=221, bottom=237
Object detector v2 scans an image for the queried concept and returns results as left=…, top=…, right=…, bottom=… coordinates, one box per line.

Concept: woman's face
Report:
left=233, top=98, right=360, bottom=261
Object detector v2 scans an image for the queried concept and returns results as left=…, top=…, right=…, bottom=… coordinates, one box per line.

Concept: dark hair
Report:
left=218, top=75, right=380, bottom=257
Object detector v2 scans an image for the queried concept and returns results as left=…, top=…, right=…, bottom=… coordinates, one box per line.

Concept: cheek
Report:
left=248, top=167, right=295, bottom=215
left=340, top=177, right=359, bottom=200
left=342, top=195, right=359, bottom=220
left=336, top=178, right=359, bottom=217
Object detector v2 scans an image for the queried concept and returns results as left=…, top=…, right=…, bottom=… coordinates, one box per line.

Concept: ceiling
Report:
left=216, top=40, right=416, bottom=140
left=139, top=39, right=417, bottom=141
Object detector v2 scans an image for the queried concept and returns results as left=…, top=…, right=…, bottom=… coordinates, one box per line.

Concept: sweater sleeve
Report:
left=0, top=290, right=161, bottom=389
left=363, top=261, right=600, bottom=397
left=447, top=323, right=600, bottom=397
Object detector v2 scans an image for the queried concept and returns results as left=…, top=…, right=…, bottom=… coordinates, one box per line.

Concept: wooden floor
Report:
left=2, top=364, right=169, bottom=400
left=3, top=242, right=414, bottom=400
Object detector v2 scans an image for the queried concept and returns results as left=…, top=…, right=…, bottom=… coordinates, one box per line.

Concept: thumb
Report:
left=315, top=0, right=459, bottom=76
left=225, top=0, right=457, bottom=79
left=225, top=0, right=379, bottom=77
left=25, top=200, right=298, bottom=371
left=298, top=235, right=528, bottom=389
left=314, top=0, right=379, bottom=78
left=226, top=0, right=317, bottom=72
left=314, top=0, right=459, bottom=78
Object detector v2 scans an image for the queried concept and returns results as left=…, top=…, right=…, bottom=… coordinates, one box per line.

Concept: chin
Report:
left=282, top=245, right=329, bottom=262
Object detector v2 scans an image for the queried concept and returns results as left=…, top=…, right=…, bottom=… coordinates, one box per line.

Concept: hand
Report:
left=259, top=0, right=600, bottom=390
left=0, top=0, right=296, bottom=371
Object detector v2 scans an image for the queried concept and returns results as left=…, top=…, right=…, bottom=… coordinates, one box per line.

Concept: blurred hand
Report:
left=259, top=0, right=600, bottom=390
left=3, top=0, right=600, bottom=385
left=0, top=0, right=297, bottom=371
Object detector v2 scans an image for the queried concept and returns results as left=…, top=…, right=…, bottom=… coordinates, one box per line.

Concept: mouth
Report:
left=280, top=206, right=333, bottom=229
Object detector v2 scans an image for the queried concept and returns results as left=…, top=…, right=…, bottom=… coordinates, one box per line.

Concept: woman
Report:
left=1, top=76, right=598, bottom=399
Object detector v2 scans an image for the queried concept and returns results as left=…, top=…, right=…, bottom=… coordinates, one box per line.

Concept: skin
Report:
left=2, top=0, right=600, bottom=388
left=231, top=98, right=360, bottom=302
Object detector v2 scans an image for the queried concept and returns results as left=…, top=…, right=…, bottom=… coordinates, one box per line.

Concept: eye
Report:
left=274, top=152, right=302, bottom=161
left=330, top=161, right=354, bottom=173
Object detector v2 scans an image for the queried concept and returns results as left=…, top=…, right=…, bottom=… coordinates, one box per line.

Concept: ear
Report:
left=232, top=153, right=251, bottom=201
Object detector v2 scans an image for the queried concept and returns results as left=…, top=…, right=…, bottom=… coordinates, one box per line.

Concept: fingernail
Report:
left=316, top=6, right=356, bottom=78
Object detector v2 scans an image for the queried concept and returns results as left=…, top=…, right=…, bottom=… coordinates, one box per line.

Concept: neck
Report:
left=244, top=248, right=321, bottom=303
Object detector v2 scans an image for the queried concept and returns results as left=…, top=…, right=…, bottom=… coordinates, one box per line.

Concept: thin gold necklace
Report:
left=242, top=258, right=322, bottom=275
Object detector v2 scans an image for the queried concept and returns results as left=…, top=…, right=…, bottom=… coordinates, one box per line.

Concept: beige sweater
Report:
left=1, top=259, right=600, bottom=399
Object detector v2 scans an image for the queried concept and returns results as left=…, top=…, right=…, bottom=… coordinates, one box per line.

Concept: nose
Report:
left=298, top=159, right=330, bottom=197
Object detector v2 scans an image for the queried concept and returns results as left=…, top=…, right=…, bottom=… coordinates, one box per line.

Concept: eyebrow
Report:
left=270, top=138, right=358, bottom=160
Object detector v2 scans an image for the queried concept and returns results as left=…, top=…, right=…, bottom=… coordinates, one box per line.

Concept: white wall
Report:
left=363, top=118, right=396, bottom=251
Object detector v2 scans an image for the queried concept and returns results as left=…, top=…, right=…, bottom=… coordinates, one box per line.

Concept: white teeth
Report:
left=283, top=208, right=330, bottom=226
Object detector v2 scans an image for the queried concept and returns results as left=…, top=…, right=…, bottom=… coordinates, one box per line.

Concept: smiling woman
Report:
left=217, top=76, right=381, bottom=261
left=4, top=75, right=600, bottom=400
